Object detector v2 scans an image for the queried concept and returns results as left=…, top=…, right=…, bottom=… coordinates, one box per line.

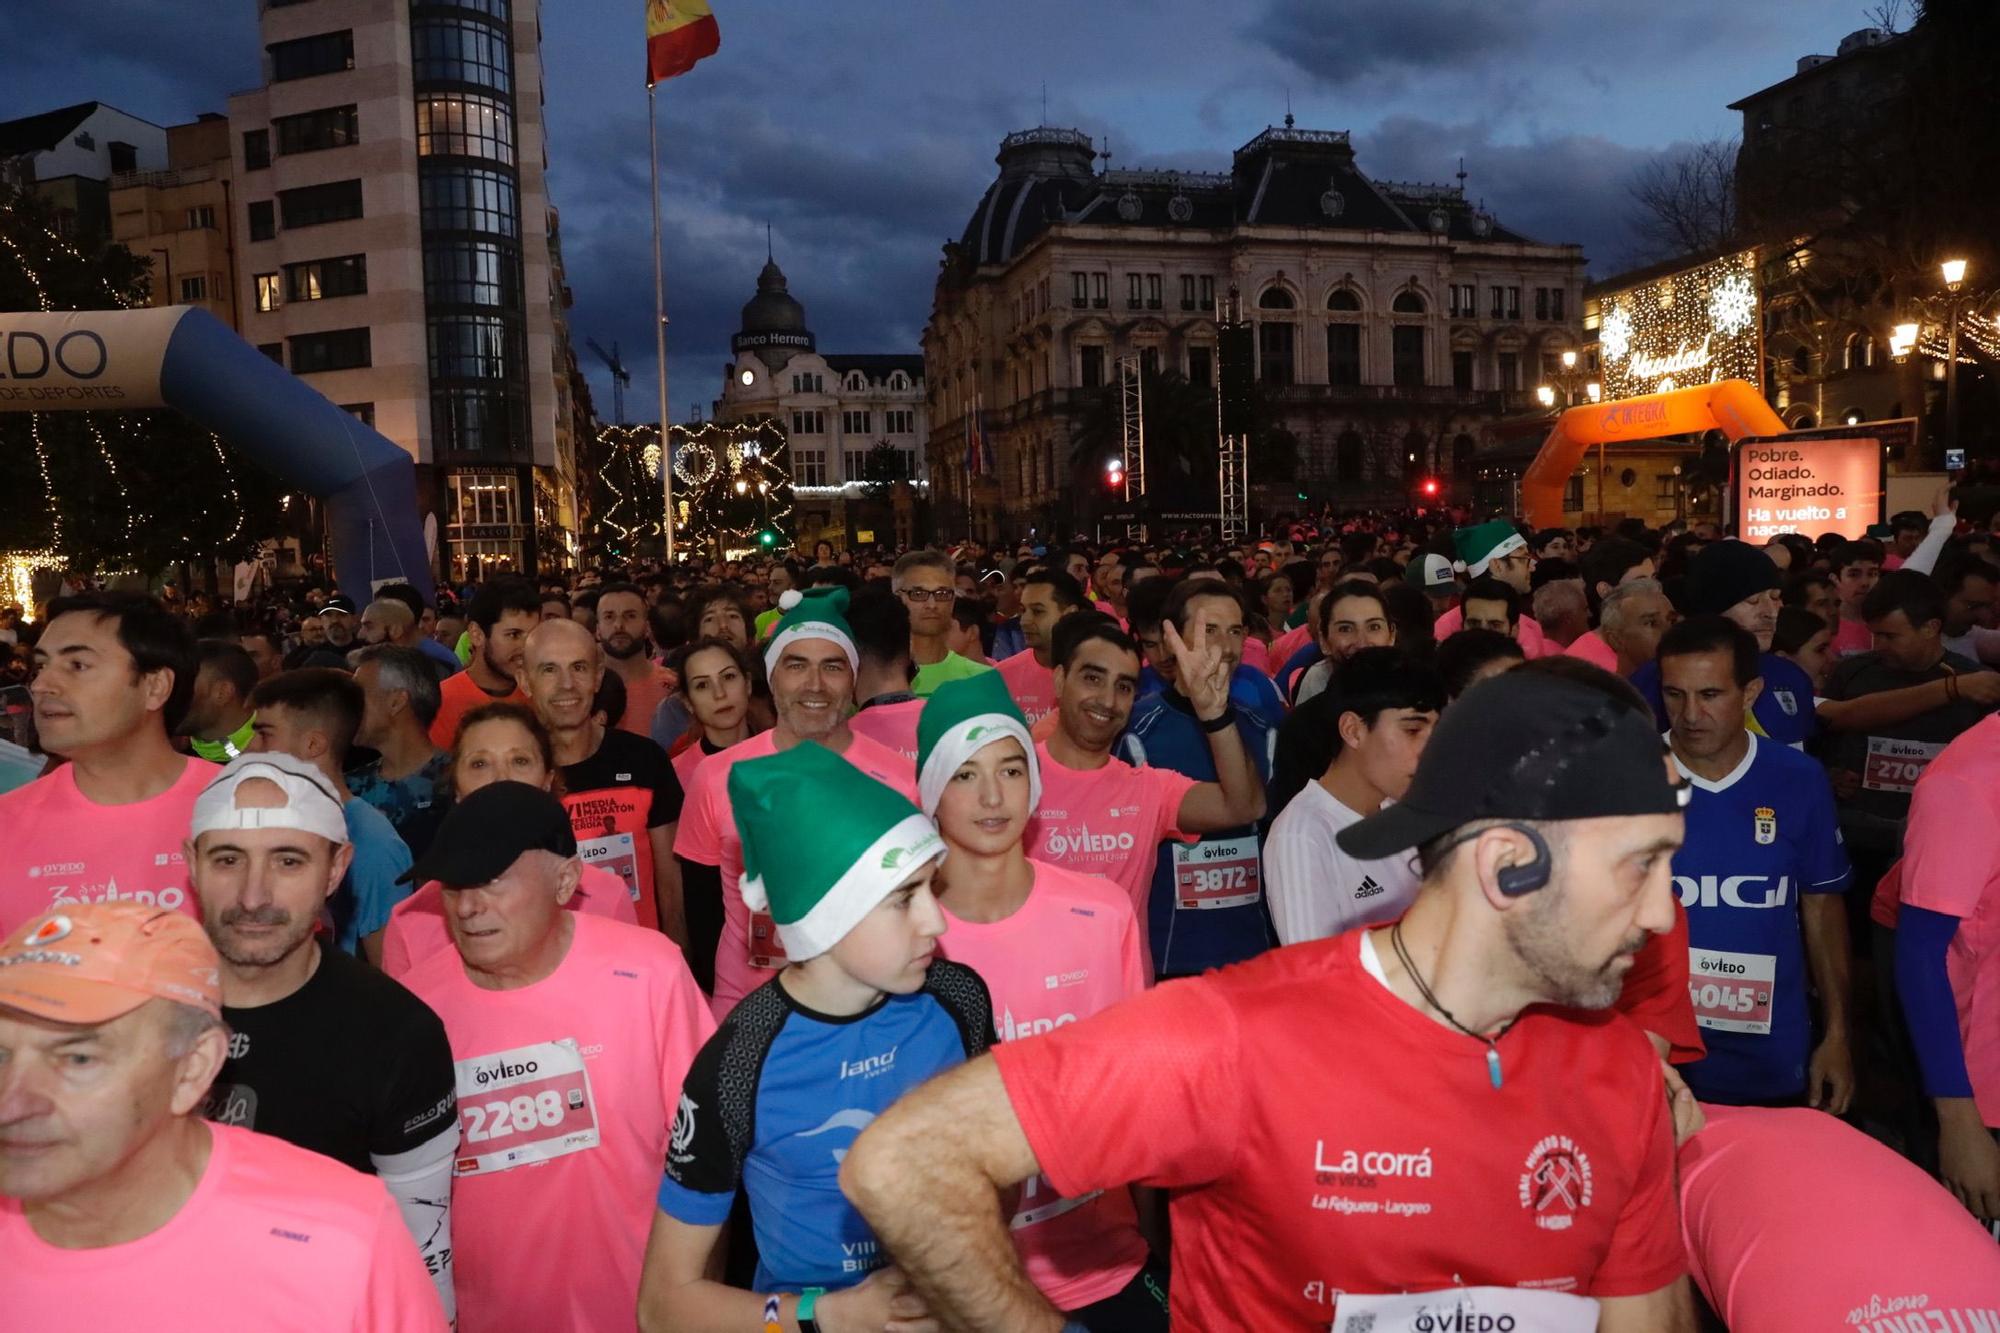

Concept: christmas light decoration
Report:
left=1594, top=249, right=1761, bottom=401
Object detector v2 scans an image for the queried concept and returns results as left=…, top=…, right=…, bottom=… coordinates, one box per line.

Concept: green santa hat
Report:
left=730, top=740, right=945, bottom=960
left=1452, top=520, right=1528, bottom=576
left=916, top=670, right=1042, bottom=817
left=763, top=585, right=858, bottom=676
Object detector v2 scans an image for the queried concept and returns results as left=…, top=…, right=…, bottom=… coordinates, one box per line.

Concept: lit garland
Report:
left=1594, top=249, right=1761, bottom=399
left=671, top=417, right=794, bottom=550
left=1911, top=289, right=2000, bottom=364
left=1, top=551, right=60, bottom=612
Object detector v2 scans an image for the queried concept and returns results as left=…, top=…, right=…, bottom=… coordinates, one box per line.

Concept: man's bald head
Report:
left=359, top=598, right=414, bottom=647
left=519, top=617, right=601, bottom=732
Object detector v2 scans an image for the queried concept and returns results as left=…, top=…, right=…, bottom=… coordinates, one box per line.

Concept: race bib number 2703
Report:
left=452, top=1037, right=599, bottom=1176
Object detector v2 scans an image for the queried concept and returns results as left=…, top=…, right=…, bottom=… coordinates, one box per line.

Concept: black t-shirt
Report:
left=207, top=944, right=457, bottom=1173
left=560, top=727, right=685, bottom=923
left=1822, top=648, right=1994, bottom=850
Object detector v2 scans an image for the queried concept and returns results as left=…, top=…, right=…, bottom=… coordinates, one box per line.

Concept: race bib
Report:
left=1333, top=1287, right=1598, bottom=1333
left=1862, top=736, right=1946, bottom=794
left=1688, top=947, right=1777, bottom=1035
left=1174, top=835, right=1261, bottom=910
left=748, top=909, right=791, bottom=971
left=1009, top=1171, right=1102, bottom=1231
left=578, top=831, right=641, bottom=902
left=452, top=1038, right=599, bottom=1176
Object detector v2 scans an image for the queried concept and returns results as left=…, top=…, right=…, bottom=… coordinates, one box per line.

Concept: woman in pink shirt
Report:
left=664, top=638, right=760, bottom=792
left=382, top=702, right=634, bottom=979
left=917, top=671, right=1166, bottom=1327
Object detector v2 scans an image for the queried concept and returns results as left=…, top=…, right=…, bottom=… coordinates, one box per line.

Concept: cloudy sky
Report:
left=11, top=0, right=1874, bottom=422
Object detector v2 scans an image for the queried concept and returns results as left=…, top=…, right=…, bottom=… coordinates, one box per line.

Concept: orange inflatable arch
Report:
left=1520, top=379, right=1785, bottom=530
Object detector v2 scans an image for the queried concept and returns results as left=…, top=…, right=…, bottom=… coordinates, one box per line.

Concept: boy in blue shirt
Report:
left=641, top=741, right=994, bottom=1333
left=1660, top=616, right=1852, bottom=1108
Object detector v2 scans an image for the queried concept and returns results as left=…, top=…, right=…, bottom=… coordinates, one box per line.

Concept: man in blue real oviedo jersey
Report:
left=1659, top=616, right=1853, bottom=1109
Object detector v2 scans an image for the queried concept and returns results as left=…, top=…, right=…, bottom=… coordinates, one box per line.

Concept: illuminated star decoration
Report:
left=1707, top=274, right=1757, bottom=337
left=1599, top=307, right=1634, bottom=363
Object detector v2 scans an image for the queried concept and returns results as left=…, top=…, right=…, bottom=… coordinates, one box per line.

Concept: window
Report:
left=1327, top=323, right=1361, bottom=386
left=884, top=409, right=914, bottom=434
left=1187, top=346, right=1212, bottom=386
left=790, top=410, right=826, bottom=435
left=340, top=403, right=375, bottom=428
left=416, top=94, right=514, bottom=164
left=1497, top=352, right=1519, bottom=390
left=411, top=18, right=514, bottom=93
left=1790, top=346, right=1812, bottom=376
left=842, top=449, right=869, bottom=480
left=1655, top=471, right=1679, bottom=503
left=1506, top=286, right=1521, bottom=320
left=248, top=200, right=275, bottom=241
left=842, top=410, right=872, bottom=435
left=1490, top=286, right=1506, bottom=319
left=1540, top=353, right=1562, bottom=381
left=285, top=254, right=368, bottom=302
left=1551, top=289, right=1565, bottom=321
left=243, top=130, right=270, bottom=170
left=793, top=450, right=828, bottom=486
left=1449, top=283, right=1476, bottom=318
left=790, top=372, right=822, bottom=393
left=255, top=273, right=281, bottom=312
left=432, top=387, right=524, bottom=453
left=1180, top=275, right=1196, bottom=310
left=179, top=275, right=207, bottom=301
left=1565, top=473, right=1584, bottom=510
left=1127, top=273, right=1143, bottom=310
left=431, top=0, right=510, bottom=17
left=1452, top=350, right=1473, bottom=391
left=1071, top=271, right=1087, bottom=308
left=288, top=328, right=371, bottom=373
left=1259, top=322, right=1295, bottom=386
left=257, top=342, right=283, bottom=365
left=1145, top=274, right=1162, bottom=310
left=423, top=241, right=515, bottom=307
left=1199, top=276, right=1215, bottom=310
left=1328, top=288, right=1361, bottom=312
left=428, top=316, right=518, bottom=380
left=1139, top=347, right=1160, bottom=379
left=1391, top=290, right=1426, bottom=315
left=1258, top=287, right=1296, bottom=310
left=1337, top=431, right=1364, bottom=483
left=1091, top=272, right=1108, bottom=309
left=108, top=142, right=136, bottom=175
left=419, top=166, right=518, bottom=237
left=269, top=30, right=354, bottom=82
left=185, top=206, right=215, bottom=230
left=1844, top=334, right=1876, bottom=370
left=1079, top=345, right=1105, bottom=389
left=279, top=179, right=363, bottom=228
left=1535, top=288, right=1550, bottom=321
left=275, top=105, right=359, bottom=155
left=1392, top=326, right=1426, bottom=387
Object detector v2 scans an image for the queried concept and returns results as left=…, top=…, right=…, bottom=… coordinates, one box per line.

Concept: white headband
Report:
left=191, top=753, right=350, bottom=845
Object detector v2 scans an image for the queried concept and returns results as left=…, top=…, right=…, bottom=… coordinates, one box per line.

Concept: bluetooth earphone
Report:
left=1492, top=822, right=1553, bottom=897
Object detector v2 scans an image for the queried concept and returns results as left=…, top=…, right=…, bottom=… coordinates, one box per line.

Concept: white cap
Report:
left=191, top=752, right=350, bottom=846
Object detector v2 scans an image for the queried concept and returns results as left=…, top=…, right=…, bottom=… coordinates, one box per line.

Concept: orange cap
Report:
left=0, top=902, right=221, bottom=1025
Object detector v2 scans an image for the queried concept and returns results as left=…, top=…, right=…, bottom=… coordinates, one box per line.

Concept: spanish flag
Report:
left=646, top=0, right=720, bottom=85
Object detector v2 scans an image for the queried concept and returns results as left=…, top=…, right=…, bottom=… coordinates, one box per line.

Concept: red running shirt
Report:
left=991, top=931, right=1683, bottom=1327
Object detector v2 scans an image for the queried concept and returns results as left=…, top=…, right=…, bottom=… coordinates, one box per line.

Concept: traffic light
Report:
left=756, top=527, right=778, bottom=548
left=1105, top=457, right=1125, bottom=491
left=1420, top=478, right=1440, bottom=498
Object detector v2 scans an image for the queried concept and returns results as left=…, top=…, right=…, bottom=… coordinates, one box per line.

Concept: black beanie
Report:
left=1687, top=541, right=1781, bottom=616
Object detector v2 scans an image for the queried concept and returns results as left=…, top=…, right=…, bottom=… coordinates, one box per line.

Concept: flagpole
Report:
left=648, top=83, right=675, bottom=565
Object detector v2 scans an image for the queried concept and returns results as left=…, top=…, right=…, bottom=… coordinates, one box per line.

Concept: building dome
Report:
left=733, top=258, right=815, bottom=369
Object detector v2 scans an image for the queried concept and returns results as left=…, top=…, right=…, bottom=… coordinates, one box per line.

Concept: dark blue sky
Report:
left=10, top=0, right=1869, bottom=424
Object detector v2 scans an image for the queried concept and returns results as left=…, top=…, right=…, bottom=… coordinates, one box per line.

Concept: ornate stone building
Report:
left=714, top=258, right=927, bottom=549
left=925, top=123, right=1587, bottom=537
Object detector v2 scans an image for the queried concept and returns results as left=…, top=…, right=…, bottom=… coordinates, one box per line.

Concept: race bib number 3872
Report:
left=452, top=1037, right=599, bottom=1176
left=1173, top=835, right=1261, bottom=910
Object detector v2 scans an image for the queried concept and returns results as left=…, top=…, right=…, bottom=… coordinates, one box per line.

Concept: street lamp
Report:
left=1536, top=384, right=1556, bottom=409
left=1537, top=350, right=1596, bottom=411
left=1943, top=257, right=1969, bottom=460
left=1890, top=321, right=1920, bottom=362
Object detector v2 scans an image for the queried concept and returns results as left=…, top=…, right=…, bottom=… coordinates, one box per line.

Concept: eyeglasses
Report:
left=900, top=588, right=957, bottom=604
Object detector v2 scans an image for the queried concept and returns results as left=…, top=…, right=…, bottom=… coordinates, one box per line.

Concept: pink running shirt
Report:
left=380, top=864, right=638, bottom=981
left=1564, top=628, right=1621, bottom=672
left=0, top=1121, right=445, bottom=1332
left=1895, top=713, right=2000, bottom=1125
left=938, top=859, right=1149, bottom=1308
left=1431, top=604, right=1556, bottom=658
left=848, top=697, right=923, bottom=763
left=0, top=754, right=211, bottom=934
left=673, top=729, right=917, bottom=1018
left=1680, top=1105, right=2000, bottom=1326
left=1832, top=614, right=1874, bottom=658
left=995, top=649, right=1058, bottom=725
left=402, top=912, right=713, bottom=1333
left=1026, top=740, right=1195, bottom=957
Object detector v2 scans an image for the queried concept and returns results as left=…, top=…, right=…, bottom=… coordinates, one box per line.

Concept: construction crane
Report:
left=585, top=338, right=631, bottom=425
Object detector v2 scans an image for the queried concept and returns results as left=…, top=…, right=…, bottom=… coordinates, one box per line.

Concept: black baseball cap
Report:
left=322, top=595, right=358, bottom=615
left=1336, top=672, right=1687, bottom=861
left=400, top=781, right=578, bottom=886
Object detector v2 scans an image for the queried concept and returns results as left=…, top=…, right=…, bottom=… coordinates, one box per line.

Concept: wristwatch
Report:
left=796, top=1286, right=827, bottom=1333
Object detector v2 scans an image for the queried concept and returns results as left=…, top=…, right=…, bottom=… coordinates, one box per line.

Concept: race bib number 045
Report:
left=1333, top=1287, right=1598, bottom=1333
left=452, top=1037, right=599, bottom=1176
left=1174, top=835, right=1261, bottom=910
left=1688, top=947, right=1777, bottom=1035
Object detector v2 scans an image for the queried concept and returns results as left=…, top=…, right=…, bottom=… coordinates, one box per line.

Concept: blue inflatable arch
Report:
left=0, top=305, right=433, bottom=602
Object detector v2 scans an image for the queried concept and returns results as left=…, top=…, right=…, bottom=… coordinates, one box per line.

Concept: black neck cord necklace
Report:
left=1390, top=922, right=1508, bottom=1090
